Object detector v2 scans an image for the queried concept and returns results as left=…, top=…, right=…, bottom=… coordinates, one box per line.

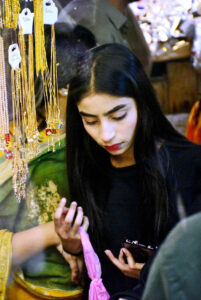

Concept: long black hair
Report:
left=66, top=43, right=185, bottom=245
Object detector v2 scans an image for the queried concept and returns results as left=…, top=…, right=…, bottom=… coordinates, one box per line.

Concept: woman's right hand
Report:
left=54, top=198, right=89, bottom=255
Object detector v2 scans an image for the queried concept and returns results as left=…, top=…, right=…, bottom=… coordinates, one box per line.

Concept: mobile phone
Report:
left=121, top=239, right=158, bottom=263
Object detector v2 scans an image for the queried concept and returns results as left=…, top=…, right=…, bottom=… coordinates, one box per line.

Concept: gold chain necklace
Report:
left=3, top=0, right=20, bottom=29
left=0, top=35, right=10, bottom=155
left=18, top=29, right=39, bottom=159
left=45, top=25, right=62, bottom=151
left=11, top=66, right=28, bottom=202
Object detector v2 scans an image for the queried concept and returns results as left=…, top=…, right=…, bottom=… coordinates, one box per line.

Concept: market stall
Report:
left=129, top=0, right=201, bottom=113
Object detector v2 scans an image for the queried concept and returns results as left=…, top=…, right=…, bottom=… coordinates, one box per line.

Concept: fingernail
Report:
left=104, top=250, right=110, bottom=255
left=71, top=201, right=77, bottom=206
left=61, top=198, right=66, bottom=204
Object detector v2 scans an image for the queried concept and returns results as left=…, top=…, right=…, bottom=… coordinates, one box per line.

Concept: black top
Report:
left=101, top=164, right=140, bottom=294
left=99, top=156, right=177, bottom=297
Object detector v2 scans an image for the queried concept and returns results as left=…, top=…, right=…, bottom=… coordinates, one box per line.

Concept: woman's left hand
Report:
left=57, top=244, right=84, bottom=286
left=105, top=248, right=144, bottom=280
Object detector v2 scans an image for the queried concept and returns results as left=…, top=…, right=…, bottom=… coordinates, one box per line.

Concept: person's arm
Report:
left=12, top=221, right=60, bottom=266
left=109, top=0, right=152, bottom=75
left=125, top=5, right=152, bottom=76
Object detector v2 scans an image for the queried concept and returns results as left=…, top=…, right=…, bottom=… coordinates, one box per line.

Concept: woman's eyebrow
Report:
left=79, top=104, right=127, bottom=118
left=104, top=104, right=127, bottom=116
left=79, top=111, right=97, bottom=117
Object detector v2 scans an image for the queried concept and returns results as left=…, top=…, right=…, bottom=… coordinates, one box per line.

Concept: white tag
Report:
left=19, top=8, right=34, bottom=35
left=43, top=0, right=58, bottom=25
left=8, top=44, right=21, bottom=70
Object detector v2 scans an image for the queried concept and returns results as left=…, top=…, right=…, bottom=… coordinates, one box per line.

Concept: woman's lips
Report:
left=104, top=143, right=121, bottom=151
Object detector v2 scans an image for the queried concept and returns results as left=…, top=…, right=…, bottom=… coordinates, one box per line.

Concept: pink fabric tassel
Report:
left=79, top=227, right=110, bottom=300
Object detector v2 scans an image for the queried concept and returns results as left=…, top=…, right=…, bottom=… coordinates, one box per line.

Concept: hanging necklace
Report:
left=0, top=35, right=10, bottom=157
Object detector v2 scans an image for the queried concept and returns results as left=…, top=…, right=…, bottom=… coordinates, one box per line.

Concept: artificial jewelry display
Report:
left=0, top=0, right=61, bottom=201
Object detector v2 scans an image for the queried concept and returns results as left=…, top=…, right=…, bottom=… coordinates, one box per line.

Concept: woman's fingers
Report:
left=63, top=207, right=68, bottom=214
left=68, top=257, right=80, bottom=284
left=77, top=256, right=84, bottom=275
left=122, top=248, right=144, bottom=271
left=55, top=199, right=88, bottom=242
left=64, top=202, right=77, bottom=229
left=72, top=207, right=84, bottom=235
left=105, top=248, right=144, bottom=280
left=122, top=248, right=135, bottom=268
left=54, top=198, right=67, bottom=227
left=82, top=216, right=89, bottom=232
left=118, top=248, right=125, bottom=264
left=105, top=250, right=123, bottom=270
left=57, top=248, right=80, bottom=284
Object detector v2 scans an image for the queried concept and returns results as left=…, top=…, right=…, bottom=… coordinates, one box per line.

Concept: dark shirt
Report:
left=99, top=151, right=179, bottom=298
left=102, top=165, right=140, bottom=294
left=165, top=140, right=201, bottom=215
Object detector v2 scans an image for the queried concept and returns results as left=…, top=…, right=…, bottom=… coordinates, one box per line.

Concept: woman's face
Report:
left=77, top=93, right=138, bottom=167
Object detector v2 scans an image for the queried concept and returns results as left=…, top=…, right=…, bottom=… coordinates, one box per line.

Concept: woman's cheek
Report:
left=85, top=126, right=98, bottom=142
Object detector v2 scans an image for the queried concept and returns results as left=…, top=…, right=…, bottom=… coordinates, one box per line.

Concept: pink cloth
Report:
left=79, top=227, right=110, bottom=300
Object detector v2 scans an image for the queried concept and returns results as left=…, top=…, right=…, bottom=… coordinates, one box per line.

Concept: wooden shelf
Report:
left=151, top=57, right=200, bottom=114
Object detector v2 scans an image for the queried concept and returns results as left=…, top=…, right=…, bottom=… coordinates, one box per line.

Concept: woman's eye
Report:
left=112, top=113, right=127, bottom=121
left=84, top=119, right=97, bottom=125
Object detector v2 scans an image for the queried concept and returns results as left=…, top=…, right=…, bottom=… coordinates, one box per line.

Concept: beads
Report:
left=0, top=36, right=10, bottom=153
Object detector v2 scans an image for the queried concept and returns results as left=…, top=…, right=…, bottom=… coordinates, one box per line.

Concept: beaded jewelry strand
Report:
left=2, top=0, right=20, bottom=29
left=0, top=35, right=10, bottom=157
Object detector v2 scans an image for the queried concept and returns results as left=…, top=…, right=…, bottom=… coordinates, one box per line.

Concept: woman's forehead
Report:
left=77, top=93, right=134, bottom=114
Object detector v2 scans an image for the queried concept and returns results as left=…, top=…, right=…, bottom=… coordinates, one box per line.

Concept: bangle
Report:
left=63, top=249, right=83, bottom=257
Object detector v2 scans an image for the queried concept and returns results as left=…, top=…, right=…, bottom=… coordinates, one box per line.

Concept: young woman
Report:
left=54, top=43, right=201, bottom=299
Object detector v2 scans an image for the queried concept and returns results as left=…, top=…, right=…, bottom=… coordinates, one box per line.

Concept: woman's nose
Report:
left=100, top=121, right=115, bottom=143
